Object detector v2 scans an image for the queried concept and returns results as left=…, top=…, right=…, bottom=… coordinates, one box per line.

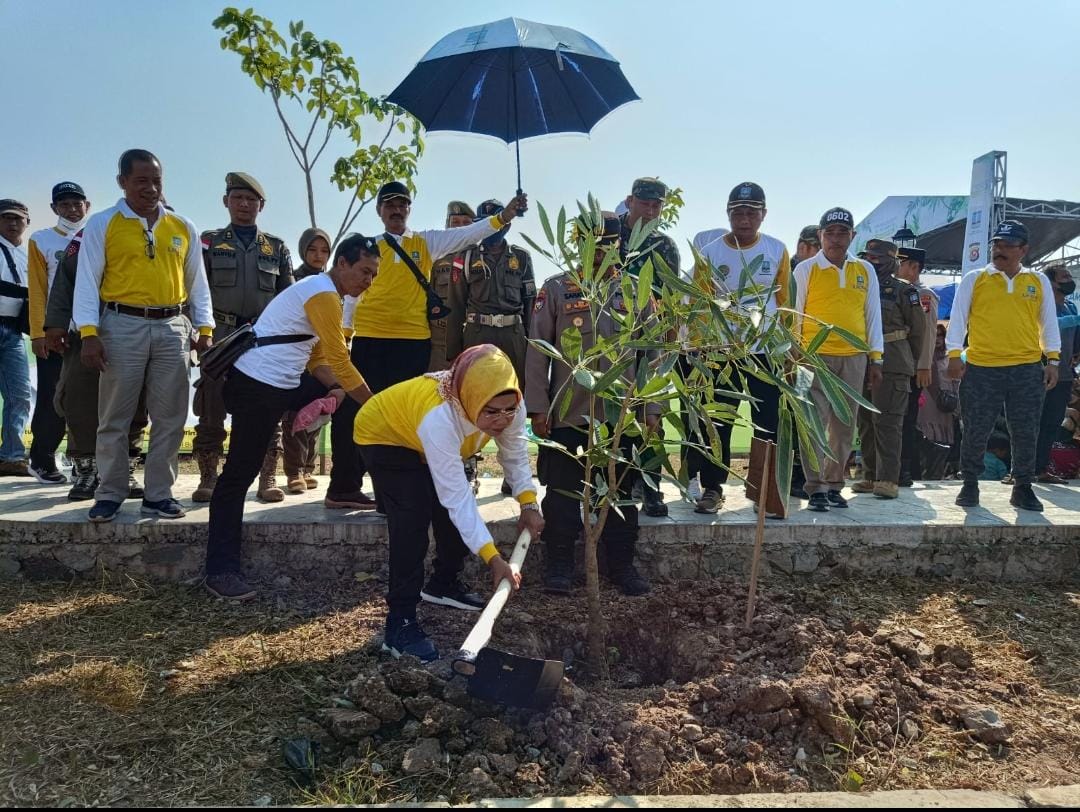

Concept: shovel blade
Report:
left=467, top=647, right=564, bottom=710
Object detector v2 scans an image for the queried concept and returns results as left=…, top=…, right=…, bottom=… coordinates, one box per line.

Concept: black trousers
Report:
left=900, top=377, right=922, bottom=479
left=205, top=370, right=327, bottom=576
left=1036, top=378, right=1073, bottom=474
left=538, top=425, right=638, bottom=563
left=29, top=351, right=65, bottom=467
left=359, top=444, right=469, bottom=618
left=329, top=337, right=431, bottom=496
left=682, top=354, right=780, bottom=491
left=959, top=362, right=1044, bottom=485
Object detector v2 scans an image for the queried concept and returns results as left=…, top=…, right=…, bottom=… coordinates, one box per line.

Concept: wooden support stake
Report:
left=745, top=440, right=773, bottom=631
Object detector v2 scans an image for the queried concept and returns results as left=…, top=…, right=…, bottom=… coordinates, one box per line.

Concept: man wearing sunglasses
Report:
left=947, top=220, right=1061, bottom=511
left=73, top=149, right=214, bottom=523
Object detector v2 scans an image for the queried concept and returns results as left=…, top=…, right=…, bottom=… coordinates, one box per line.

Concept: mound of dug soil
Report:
left=309, top=581, right=1056, bottom=799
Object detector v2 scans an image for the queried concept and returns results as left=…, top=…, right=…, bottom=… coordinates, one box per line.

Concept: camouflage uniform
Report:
left=193, top=173, right=294, bottom=502
left=855, top=240, right=926, bottom=492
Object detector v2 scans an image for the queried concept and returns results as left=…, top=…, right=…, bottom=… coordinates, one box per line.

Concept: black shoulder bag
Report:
left=382, top=233, right=452, bottom=321
left=198, top=323, right=313, bottom=381
left=0, top=243, right=30, bottom=334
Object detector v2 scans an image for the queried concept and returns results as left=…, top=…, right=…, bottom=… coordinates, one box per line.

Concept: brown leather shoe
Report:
left=1037, top=472, right=1067, bottom=485
left=324, top=490, right=377, bottom=510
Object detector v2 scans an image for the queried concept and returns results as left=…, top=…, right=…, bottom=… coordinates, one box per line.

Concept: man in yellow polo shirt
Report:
left=946, top=220, right=1060, bottom=512
left=74, top=149, right=214, bottom=523
left=793, top=207, right=884, bottom=512
left=326, top=181, right=526, bottom=509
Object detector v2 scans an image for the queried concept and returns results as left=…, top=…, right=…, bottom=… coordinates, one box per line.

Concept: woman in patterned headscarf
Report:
left=354, top=344, right=544, bottom=662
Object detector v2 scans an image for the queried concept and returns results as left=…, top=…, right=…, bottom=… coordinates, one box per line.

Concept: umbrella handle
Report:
left=515, top=185, right=527, bottom=217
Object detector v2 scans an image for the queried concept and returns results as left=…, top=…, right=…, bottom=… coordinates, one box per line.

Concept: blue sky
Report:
left=7, top=0, right=1080, bottom=280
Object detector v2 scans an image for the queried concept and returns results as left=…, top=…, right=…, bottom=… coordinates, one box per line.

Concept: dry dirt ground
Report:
left=1, top=570, right=1079, bottom=806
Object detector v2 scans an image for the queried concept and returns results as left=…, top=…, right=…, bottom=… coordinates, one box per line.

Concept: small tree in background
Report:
left=523, top=198, right=873, bottom=677
left=213, top=7, right=424, bottom=245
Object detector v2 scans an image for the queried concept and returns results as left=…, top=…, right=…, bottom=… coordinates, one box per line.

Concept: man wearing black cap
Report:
left=793, top=208, right=884, bottom=511
left=620, top=177, right=680, bottom=517
left=0, top=199, right=32, bottom=477
left=192, top=172, right=294, bottom=504
left=23, top=183, right=91, bottom=483
left=793, top=225, right=821, bottom=270
left=525, top=211, right=656, bottom=597
left=850, top=239, right=925, bottom=499
left=328, top=181, right=527, bottom=509
left=688, top=182, right=791, bottom=514
left=946, top=220, right=1060, bottom=511
left=429, top=201, right=477, bottom=373
left=896, top=245, right=938, bottom=483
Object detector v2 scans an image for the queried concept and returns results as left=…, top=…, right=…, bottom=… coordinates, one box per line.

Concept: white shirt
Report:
left=417, top=400, right=534, bottom=556
left=0, top=235, right=28, bottom=319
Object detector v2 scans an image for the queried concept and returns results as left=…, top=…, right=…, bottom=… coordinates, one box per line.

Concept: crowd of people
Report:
left=0, top=149, right=1074, bottom=660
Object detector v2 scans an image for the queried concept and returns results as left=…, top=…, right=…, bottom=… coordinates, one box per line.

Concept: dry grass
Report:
left=0, top=573, right=1078, bottom=806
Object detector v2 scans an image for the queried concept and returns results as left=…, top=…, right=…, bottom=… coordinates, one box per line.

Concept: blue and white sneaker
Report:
left=382, top=616, right=438, bottom=663
left=141, top=498, right=186, bottom=519
left=89, top=500, right=123, bottom=523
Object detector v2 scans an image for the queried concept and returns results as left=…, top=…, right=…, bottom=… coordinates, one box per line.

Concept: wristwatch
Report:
left=1048, top=360, right=1060, bottom=366
left=871, top=359, right=884, bottom=366
left=521, top=503, right=540, bottom=512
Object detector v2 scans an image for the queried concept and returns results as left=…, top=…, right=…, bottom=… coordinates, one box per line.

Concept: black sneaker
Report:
left=68, top=457, right=98, bottom=501
left=382, top=616, right=438, bottom=662
left=29, top=460, right=67, bottom=484
left=955, top=480, right=979, bottom=507
left=827, top=490, right=849, bottom=508
left=807, top=493, right=830, bottom=512
left=643, top=489, right=668, bottom=517
left=89, top=500, right=122, bottom=523
left=421, top=579, right=485, bottom=611
left=141, top=498, right=186, bottom=519
left=204, top=572, right=257, bottom=601
left=899, top=472, right=914, bottom=487
left=500, top=480, right=513, bottom=496
left=1010, top=484, right=1043, bottom=512
left=609, top=564, right=651, bottom=596
left=543, top=555, right=575, bottom=595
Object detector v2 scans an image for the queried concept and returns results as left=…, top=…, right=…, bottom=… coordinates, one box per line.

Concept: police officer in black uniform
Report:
left=193, top=172, right=294, bottom=503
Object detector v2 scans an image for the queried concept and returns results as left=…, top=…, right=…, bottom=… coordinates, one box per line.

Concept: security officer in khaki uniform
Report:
left=429, top=201, right=475, bottom=372
left=896, top=246, right=938, bottom=484
left=193, top=173, right=294, bottom=503
left=447, top=199, right=535, bottom=384
left=524, top=211, right=657, bottom=598
left=852, top=239, right=925, bottom=498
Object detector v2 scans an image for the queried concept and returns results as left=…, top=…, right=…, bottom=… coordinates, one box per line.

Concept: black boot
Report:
left=542, top=536, right=575, bottom=595
left=955, top=480, right=979, bottom=507
left=606, top=539, right=651, bottom=596
left=642, top=487, right=668, bottom=517
left=1010, top=484, right=1043, bottom=512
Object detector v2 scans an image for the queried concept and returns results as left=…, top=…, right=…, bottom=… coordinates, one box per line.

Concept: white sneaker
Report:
left=687, top=474, right=702, bottom=503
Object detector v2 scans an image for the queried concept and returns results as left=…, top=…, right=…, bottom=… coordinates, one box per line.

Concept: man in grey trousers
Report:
left=73, top=149, right=214, bottom=522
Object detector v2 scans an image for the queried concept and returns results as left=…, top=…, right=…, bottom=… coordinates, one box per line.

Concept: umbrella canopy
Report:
left=387, top=17, right=639, bottom=189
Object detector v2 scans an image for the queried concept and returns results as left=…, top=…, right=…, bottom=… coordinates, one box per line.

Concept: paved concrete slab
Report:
left=0, top=475, right=1077, bottom=584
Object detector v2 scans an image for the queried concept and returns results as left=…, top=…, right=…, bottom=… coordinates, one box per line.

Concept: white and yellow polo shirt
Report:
left=793, top=251, right=883, bottom=359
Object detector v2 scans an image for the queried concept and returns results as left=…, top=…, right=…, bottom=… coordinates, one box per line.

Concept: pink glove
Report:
left=292, top=396, right=339, bottom=435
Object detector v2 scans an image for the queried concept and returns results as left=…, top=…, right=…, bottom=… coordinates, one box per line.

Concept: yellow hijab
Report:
left=430, top=344, right=520, bottom=424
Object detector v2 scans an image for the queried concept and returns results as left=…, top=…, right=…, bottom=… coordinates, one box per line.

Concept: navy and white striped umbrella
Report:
left=387, top=17, right=639, bottom=192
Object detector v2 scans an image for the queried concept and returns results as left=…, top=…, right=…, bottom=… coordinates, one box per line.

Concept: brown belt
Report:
left=106, top=302, right=182, bottom=319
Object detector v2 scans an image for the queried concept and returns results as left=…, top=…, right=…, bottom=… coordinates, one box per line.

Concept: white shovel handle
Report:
left=457, top=529, right=532, bottom=664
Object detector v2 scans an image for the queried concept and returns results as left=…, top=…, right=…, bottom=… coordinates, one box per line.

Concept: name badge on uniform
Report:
left=564, top=299, right=590, bottom=313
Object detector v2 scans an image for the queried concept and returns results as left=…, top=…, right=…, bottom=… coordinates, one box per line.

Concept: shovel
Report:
left=452, top=529, right=564, bottom=709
